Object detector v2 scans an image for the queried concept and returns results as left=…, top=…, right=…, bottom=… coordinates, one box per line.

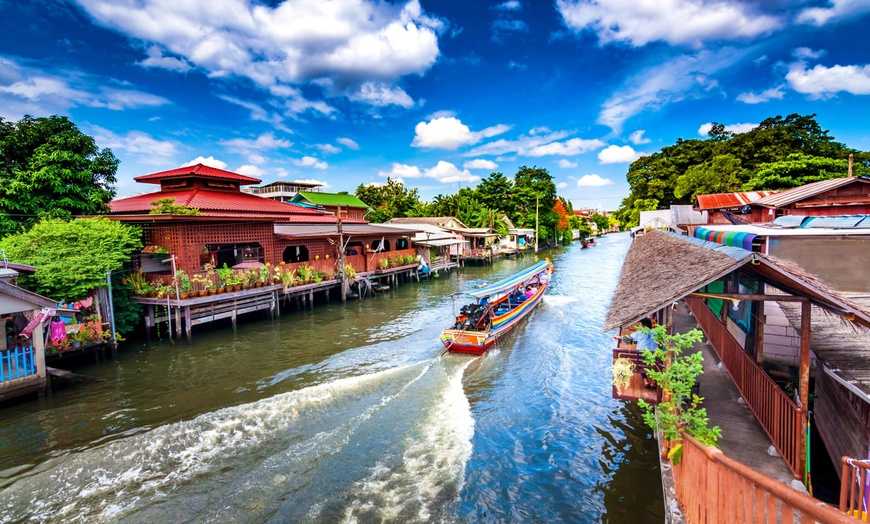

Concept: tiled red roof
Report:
left=696, top=191, right=777, bottom=210
left=134, top=163, right=262, bottom=185
left=110, top=188, right=331, bottom=217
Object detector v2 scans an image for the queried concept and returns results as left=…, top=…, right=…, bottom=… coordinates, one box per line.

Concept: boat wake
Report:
left=0, top=358, right=474, bottom=524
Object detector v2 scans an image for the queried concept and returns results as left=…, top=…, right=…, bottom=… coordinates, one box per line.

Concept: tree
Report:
left=0, top=217, right=142, bottom=300
left=0, top=115, right=119, bottom=235
left=511, top=166, right=557, bottom=234
left=475, top=172, right=513, bottom=213
left=743, top=153, right=868, bottom=190
left=354, top=178, right=422, bottom=223
left=588, top=212, right=611, bottom=232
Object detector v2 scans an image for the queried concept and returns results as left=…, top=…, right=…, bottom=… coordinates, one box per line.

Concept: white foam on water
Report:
left=338, top=359, right=475, bottom=523
left=0, top=362, right=428, bottom=524
left=542, top=295, right=579, bottom=306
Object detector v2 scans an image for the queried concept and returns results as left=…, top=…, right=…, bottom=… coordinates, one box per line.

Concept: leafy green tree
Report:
left=354, top=178, right=422, bottom=223
left=674, top=154, right=743, bottom=200
left=0, top=217, right=142, bottom=300
left=0, top=115, right=119, bottom=235
left=510, top=166, right=557, bottom=235
left=475, top=172, right=513, bottom=213
left=588, top=212, right=611, bottom=232
left=743, top=153, right=868, bottom=190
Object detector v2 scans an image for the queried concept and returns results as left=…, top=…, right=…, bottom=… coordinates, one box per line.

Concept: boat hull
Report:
left=441, top=279, right=548, bottom=355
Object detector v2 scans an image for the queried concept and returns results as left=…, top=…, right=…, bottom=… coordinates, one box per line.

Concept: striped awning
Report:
left=694, top=226, right=757, bottom=251
left=458, top=260, right=552, bottom=299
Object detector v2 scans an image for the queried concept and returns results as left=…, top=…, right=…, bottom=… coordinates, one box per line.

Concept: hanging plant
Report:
left=612, top=357, right=636, bottom=394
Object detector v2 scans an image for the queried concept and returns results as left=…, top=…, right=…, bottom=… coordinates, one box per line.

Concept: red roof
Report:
left=134, top=164, right=262, bottom=185
left=110, top=188, right=333, bottom=218
left=696, top=191, right=777, bottom=210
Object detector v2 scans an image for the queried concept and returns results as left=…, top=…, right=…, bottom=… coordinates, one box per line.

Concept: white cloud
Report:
left=348, top=82, right=414, bottom=108
left=793, top=47, right=825, bottom=60
left=737, top=86, right=784, bottom=104
left=598, top=144, right=641, bottom=164
left=315, top=143, right=341, bottom=155
left=412, top=116, right=511, bottom=150
left=697, top=122, right=758, bottom=136
left=467, top=129, right=598, bottom=157
left=293, top=156, right=329, bottom=169
left=786, top=61, right=870, bottom=97
left=558, top=159, right=578, bottom=168
left=576, top=174, right=613, bottom=187
left=89, top=126, right=178, bottom=165
left=218, top=95, right=294, bottom=133
left=75, top=0, right=442, bottom=108
left=557, top=182, right=568, bottom=189
left=337, top=137, right=360, bottom=150
left=797, top=0, right=870, bottom=26
left=598, top=48, right=747, bottom=133
left=0, top=56, right=169, bottom=120
left=527, top=137, right=605, bottom=157
left=628, top=130, right=651, bottom=144
left=219, top=133, right=291, bottom=163
left=236, top=164, right=264, bottom=176
left=183, top=156, right=228, bottom=169
left=378, top=161, right=479, bottom=184
left=556, top=0, right=781, bottom=47
left=293, top=178, right=330, bottom=188
left=137, top=46, right=193, bottom=72
left=495, top=1, right=522, bottom=11
left=464, top=159, right=499, bottom=170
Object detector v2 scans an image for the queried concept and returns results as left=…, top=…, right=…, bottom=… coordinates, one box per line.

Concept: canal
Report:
left=0, top=233, right=664, bottom=523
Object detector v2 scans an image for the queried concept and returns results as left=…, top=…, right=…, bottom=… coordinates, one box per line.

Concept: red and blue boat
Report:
left=440, top=259, right=554, bottom=355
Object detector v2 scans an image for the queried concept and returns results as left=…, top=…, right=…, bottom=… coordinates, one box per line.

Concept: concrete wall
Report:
left=761, top=302, right=817, bottom=368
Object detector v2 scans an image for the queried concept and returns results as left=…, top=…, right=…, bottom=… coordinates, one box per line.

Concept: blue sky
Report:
left=1, top=0, right=869, bottom=210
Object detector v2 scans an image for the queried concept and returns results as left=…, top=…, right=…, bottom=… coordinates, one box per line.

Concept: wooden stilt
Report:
left=231, top=308, right=237, bottom=329
left=174, top=306, right=182, bottom=340
left=184, top=306, right=192, bottom=341
left=308, top=291, right=313, bottom=309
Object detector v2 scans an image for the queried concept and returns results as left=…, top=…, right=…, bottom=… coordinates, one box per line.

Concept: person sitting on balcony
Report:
left=634, top=318, right=658, bottom=388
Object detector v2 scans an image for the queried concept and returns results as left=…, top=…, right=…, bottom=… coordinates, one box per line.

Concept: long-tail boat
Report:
left=440, top=259, right=554, bottom=355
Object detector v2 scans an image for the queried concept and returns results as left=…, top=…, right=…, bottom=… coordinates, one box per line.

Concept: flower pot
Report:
left=71, top=341, right=81, bottom=349
left=208, top=288, right=218, bottom=295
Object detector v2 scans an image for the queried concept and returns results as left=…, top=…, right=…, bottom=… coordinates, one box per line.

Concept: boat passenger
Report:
left=633, top=318, right=658, bottom=389
left=524, top=286, right=536, bottom=298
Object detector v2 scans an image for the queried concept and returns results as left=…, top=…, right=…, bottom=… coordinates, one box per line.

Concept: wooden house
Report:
left=289, top=191, right=370, bottom=221
left=605, top=230, right=870, bottom=482
left=752, top=177, right=870, bottom=222
left=378, top=222, right=464, bottom=271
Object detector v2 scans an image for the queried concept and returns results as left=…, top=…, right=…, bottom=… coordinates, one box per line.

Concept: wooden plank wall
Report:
left=815, top=369, right=870, bottom=480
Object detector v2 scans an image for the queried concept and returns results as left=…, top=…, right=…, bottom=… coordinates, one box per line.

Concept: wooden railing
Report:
left=673, top=433, right=854, bottom=523
left=840, top=457, right=870, bottom=520
left=685, top=296, right=805, bottom=479
left=1, top=346, right=36, bottom=382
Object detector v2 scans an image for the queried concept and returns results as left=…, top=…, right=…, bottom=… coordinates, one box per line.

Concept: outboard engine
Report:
left=455, top=303, right=485, bottom=330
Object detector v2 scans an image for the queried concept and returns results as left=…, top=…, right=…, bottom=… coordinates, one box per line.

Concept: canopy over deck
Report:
left=457, top=260, right=551, bottom=299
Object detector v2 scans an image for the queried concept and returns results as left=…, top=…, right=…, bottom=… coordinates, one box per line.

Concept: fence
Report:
left=685, top=296, right=805, bottom=479
left=0, top=345, right=36, bottom=382
left=840, top=457, right=870, bottom=520
left=673, top=433, right=854, bottom=523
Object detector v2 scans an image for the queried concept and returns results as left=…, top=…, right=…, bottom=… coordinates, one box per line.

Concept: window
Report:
left=371, top=239, right=390, bottom=252
left=283, top=245, right=309, bottom=263
left=396, top=238, right=408, bottom=250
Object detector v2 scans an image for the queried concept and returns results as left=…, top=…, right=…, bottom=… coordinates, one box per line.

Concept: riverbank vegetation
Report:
left=615, top=113, right=870, bottom=227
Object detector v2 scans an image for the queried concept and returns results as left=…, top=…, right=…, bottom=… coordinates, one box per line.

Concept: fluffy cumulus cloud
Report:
left=379, top=161, right=479, bottom=184
left=412, top=117, right=510, bottom=150
left=183, top=156, right=228, bottom=169
left=797, top=0, right=870, bottom=26
left=219, top=133, right=291, bottom=163
left=236, top=164, right=264, bottom=176
left=556, top=0, right=781, bottom=47
left=89, top=125, right=178, bottom=165
left=137, top=46, right=192, bottom=72
left=294, top=178, right=330, bottom=188
left=557, top=181, right=568, bottom=189
left=466, top=129, right=604, bottom=157
left=218, top=95, right=295, bottom=133
left=557, top=159, right=578, bottom=168
left=737, top=86, right=784, bottom=104
left=697, top=122, right=758, bottom=136
left=0, top=55, right=169, bottom=120
left=315, top=143, right=341, bottom=155
left=628, top=130, right=650, bottom=144
left=75, top=0, right=442, bottom=108
left=598, top=144, right=642, bottom=164
left=598, top=48, right=747, bottom=133
left=464, top=159, right=499, bottom=170
left=576, top=174, right=613, bottom=187
left=293, top=156, right=329, bottom=169
left=786, top=61, right=870, bottom=97
left=337, top=137, right=360, bottom=150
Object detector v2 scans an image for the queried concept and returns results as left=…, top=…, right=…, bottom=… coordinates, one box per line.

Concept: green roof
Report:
left=292, top=192, right=369, bottom=208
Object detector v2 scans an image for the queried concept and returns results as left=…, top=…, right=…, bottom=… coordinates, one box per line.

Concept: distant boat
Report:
left=581, top=239, right=589, bottom=248
left=440, top=259, right=554, bottom=355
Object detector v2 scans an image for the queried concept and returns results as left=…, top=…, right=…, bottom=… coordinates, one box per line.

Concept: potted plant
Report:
left=216, top=263, right=234, bottom=290
left=127, top=271, right=148, bottom=296
left=378, top=258, right=389, bottom=272
left=297, top=264, right=313, bottom=284
left=259, top=265, right=270, bottom=286
left=281, top=268, right=296, bottom=292
left=612, top=357, right=636, bottom=395
left=344, top=264, right=356, bottom=281
left=174, top=270, right=193, bottom=299
left=313, top=271, right=323, bottom=284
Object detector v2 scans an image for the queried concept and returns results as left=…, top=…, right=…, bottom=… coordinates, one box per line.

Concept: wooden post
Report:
left=231, top=308, right=237, bottom=329
left=848, top=153, right=853, bottom=178
left=308, top=290, right=313, bottom=309
left=0, top=319, right=6, bottom=351
left=798, top=300, right=811, bottom=482
left=338, top=204, right=347, bottom=303
left=33, top=313, right=46, bottom=380
left=184, top=306, right=192, bottom=341
left=754, top=300, right=765, bottom=364
left=174, top=305, right=182, bottom=340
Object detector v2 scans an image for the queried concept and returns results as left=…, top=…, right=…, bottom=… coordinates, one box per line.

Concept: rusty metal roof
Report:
left=695, top=191, right=777, bottom=210
left=134, top=163, right=262, bottom=185
left=754, top=177, right=870, bottom=208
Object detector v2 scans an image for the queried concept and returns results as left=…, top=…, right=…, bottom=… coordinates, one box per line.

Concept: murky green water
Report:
left=0, top=233, right=663, bottom=523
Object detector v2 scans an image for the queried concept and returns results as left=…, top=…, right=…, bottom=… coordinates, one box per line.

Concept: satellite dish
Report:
left=741, top=205, right=751, bottom=214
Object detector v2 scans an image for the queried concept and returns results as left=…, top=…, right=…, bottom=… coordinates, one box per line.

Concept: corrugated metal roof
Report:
left=771, top=215, right=813, bottom=228
left=292, top=191, right=369, bottom=208
left=696, top=191, right=777, bottom=210
left=754, top=177, right=869, bottom=208
left=110, top=189, right=329, bottom=217
left=804, top=216, right=867, bottom=228
left=274, top=224, right=419, bottom=238
left=134, top=164, right=262, bottom=185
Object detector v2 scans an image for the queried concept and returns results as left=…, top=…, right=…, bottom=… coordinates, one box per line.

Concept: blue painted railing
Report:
left=1, top=346, right=36, bottom=382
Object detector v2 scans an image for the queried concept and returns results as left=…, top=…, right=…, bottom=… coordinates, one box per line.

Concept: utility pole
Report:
left=535, top=197, right=539, bottom=253
left=338, top=204, right=347, bottom=303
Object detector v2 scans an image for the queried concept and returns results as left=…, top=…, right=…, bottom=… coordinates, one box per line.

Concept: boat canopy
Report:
left=459, top=260, right=551, bottom=299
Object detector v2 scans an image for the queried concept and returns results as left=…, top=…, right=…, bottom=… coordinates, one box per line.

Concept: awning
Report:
left=415, top=238, right=468, bottom=247
left=458, top=260, right=552, bottom=299
left=694, top=226, right=757, bottom=251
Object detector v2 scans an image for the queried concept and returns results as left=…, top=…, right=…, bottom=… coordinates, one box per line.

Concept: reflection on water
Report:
left=0, top=234, right=663, bottom=523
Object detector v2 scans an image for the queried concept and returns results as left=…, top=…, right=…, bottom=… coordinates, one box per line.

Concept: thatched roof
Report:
left=604, top=230, right=870, bottom=331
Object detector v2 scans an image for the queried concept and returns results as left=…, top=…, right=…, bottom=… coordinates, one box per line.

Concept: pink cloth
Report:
left=50, top=321, right=67, bottom=343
